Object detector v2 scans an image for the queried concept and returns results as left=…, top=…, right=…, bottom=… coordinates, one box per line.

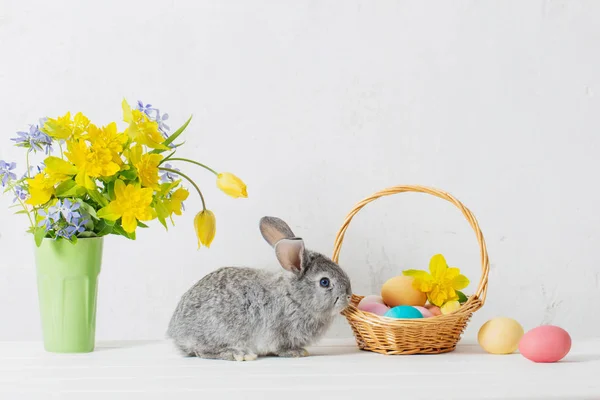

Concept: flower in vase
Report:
left=48, top=199, right=81, bottom=224
left=97, top=179, right=156, bottom=233
left=194, top=209, right=216, bottom=248
left=160, top=163, right=179, bottom=183
left=0, top=160, right=17, bottom=187
left=11, top=121, right=53, bottom=154
left=216, top=172, right=248, bottom=198
left=42, top=112, right=90, bottom=141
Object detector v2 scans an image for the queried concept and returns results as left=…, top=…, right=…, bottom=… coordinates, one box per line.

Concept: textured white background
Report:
left=0, top=0, right=599, bottom=341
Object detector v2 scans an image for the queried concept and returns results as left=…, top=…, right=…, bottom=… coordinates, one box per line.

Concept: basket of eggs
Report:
left=333, top=185, right=489, bottom=355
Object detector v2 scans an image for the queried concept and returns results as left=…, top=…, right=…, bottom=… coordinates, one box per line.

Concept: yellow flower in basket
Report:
left=403, top=254, right=469, bottom=307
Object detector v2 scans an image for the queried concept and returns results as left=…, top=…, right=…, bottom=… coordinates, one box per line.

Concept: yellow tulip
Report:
left=194, top=209, right=216, bottom=248
left=216, top=172, right=247, bottom=198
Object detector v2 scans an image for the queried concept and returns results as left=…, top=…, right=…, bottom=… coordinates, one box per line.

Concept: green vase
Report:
left=34, top=237, right=103, bottom=353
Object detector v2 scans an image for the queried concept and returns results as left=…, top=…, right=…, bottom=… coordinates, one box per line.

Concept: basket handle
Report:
left=332, top=185, right=490, bottom=304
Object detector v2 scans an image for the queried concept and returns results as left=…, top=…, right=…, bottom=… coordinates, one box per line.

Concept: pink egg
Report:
left=519, top=325, right=571, bottom=363
left=357, top=295, right=385, bottom=309
left=425, top=304, right=442, bottom=316
left=413, top=306, right=433, bottom=318
left=358, top=302, right=390, bottom=316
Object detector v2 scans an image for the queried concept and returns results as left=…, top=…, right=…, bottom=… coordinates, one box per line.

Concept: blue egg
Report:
left=384, top=305, right=423, bottom=319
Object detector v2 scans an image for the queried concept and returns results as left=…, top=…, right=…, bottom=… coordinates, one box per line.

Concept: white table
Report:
left=1, top=339, right=599, bottom=399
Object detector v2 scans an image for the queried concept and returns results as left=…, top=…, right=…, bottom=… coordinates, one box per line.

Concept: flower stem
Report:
left=26, top=151, right=31, bottom=178
left=159, top=167, right=206, bottom=210
left=161, top=158, right=218, bottom=176
left=12, top=188, right=34, bottom=228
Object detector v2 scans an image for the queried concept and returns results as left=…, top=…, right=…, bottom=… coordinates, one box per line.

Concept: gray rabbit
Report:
left=167, top=216, right=352, bottom=361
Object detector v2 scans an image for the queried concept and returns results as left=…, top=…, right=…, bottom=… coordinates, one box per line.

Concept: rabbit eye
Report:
left=319, top=278, right=330, bottom=288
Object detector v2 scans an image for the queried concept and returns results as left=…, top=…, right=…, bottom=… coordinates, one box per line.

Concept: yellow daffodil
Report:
left=216, top=172, right=247, bottom=198
left=86, top=122, right=127, bottom=165
left=26, top=173, right=56, bottom=206
left=403, top=254, right=470, bottom=307
left=128, top=144, right=163, bottom=189
left=43, top=112, right=90, bottom=140
left=194, top=209, right=216, bottom=248
left=65, top=140, right=120, bottom=189
left=166, top=187, right=189, bottom=216
left=97, top=179, right=155, bottom=233
left=122, top=100, right=168, bottom=150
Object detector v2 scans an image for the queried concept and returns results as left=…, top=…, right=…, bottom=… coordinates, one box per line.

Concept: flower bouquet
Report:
left=1, top=100, right=247, bottom=352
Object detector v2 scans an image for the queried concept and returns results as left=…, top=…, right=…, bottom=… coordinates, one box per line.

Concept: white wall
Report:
left=1, top=0, right=599, bottom=342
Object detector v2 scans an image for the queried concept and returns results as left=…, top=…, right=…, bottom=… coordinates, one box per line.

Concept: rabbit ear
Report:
left=274, top=238, right=305, bottom=273
left=259, top=216, right=296, bottom=246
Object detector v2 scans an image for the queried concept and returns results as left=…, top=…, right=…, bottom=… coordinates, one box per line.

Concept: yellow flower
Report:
left=216, top=172, right=247, bottom=198
left=194, top=209, right=216, bottom=248
left=122, top=100, right=168, bottom=150
left=128, top=144, right=163, bottom=189
left=86, top=122, right=127, bottom=165
left=65, top=140, right=120, bottom=189
left=26, top=173, right=56, bottom=206
left=43, top=112, right=90, bottom=140
left=403, top=254, right=470, bottom=307
left=166, top=187, right=189, bottom=216
left=97, top=179, right=155, bottom=233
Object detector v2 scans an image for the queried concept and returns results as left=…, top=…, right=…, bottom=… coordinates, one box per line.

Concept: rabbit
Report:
left=167, top=216, right=352, bottom=361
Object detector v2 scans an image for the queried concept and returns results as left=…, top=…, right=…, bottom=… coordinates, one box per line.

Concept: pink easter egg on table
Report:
left=413, top=306, right=433, bottom=318
left=519, top=325, right=571, bottom=363
left=357, top=295, right=385, bottom=309
left=358, top=302, right=390, bottom=316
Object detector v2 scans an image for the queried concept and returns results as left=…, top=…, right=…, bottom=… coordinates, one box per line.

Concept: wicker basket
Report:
left=333, top=185, right=489, bottom=355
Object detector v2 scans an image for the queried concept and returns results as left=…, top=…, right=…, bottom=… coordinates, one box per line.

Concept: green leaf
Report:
left=154, top=199, right=169, bottom=230
left=80, top=202, right=98, bottom=220
left=77, top=231, right=97, bottom=238
left=107, top=180, right=116, bottom=201
left=137, top=221, right=149, bottom=228
left=456, top=291, right=468, bottom=304
left=151, top=115, right=192, bottom=154
left=94, top=220, right=113, bottom=236
left=119, top=167, right=137, bottom=181
left=14, top=210, right=30, bottom=215
left=34, top=227, right=46, bottom=247
left=55, top=180, right=77, bottom=196
left=87, top=189, right=108, bottom=207
left=113, top=223, right=136, bottom=240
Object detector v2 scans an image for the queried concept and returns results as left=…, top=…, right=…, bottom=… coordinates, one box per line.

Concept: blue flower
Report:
left=48, top=199, right=81, bottom=223
left=160, top=163, right=180, bottom=183
left=56, top=225, right=77, bottom=240
left=37, top=209, right=55, bottom=231
left=70, top=217, right=89, bottom=234
left=12, top=119, right=53, bottom=154
left=136, top=100, right=155, bottom=117
left=13, top=186, right=29, bottom=203
left=154, top=109, right=170, bottom=136
left=0, top=160, right=17, bottom=187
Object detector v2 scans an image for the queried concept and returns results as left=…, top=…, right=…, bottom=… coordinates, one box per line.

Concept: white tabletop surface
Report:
left=1, top=338, right=598, bottom=400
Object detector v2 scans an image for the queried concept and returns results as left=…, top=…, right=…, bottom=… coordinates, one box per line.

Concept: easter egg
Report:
left=357, top=295, right=385, bottom=309
left=384, top=305, right=423, bottom=319
left=413, top=306, right=433, bottom=318
left=477, top=317, right=524, bottom=354
left=359, top=302, right=390, bottom=316
left=519, top=325, right=571, bottom=363
left=381, top=276, right=427, bottom=307
left=425, top=304, right=442, bottom=316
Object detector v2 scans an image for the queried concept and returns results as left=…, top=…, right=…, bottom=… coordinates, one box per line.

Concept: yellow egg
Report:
left=381, top=276, right=427, bottom=307
left=478, top=317, right=524, bottom=354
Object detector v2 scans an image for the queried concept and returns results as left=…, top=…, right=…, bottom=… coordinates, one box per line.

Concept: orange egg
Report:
left=381, top=276, right=427, bottom=307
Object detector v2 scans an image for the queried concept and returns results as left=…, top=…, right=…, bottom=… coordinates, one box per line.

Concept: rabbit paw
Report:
left=276, top=348, right=309, bottom=358
left=223, top=350, right=258, bottom=362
